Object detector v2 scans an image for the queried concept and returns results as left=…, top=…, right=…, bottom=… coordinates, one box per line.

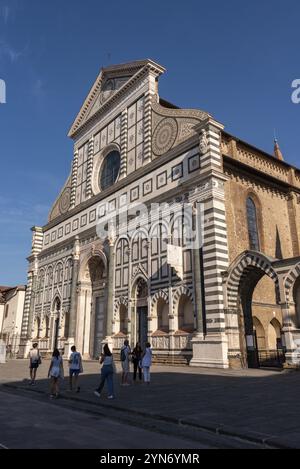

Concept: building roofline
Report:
left=222, top=130, right=300, bottom=174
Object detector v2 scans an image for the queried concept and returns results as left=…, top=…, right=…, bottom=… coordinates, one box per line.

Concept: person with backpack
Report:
left=48, top=348, right=64, bottom=399
left=29, top=342, right=42, bottom=385
left=141, top=342, right=152, bottom=385
left=68, top=345, right=83, bottom=393
left=94, top=344, right=115, bottom=399
left=120, top=339, right=131, bottom=385
left=132, top=342, right=143, bottom=382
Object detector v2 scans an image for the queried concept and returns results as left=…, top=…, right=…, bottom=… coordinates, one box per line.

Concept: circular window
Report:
left=99, top=150, right=121, bottom=190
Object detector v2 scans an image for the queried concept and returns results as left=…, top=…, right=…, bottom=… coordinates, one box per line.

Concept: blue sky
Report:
left=0, top=0, right=299, bottom=285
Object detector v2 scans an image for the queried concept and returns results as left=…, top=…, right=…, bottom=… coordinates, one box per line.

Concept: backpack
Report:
left=120, top=347, right=126, bottom=362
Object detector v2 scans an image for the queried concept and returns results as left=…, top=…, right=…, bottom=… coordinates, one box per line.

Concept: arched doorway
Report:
left=226, top=251, right=282, bottom=368
left=132, top=277, right=149, bottom=349
left=78, top=253, right=107, bottom=359
left=88, top=255, right=107, bottom=358
left=293, top=276, right=300, bottom=327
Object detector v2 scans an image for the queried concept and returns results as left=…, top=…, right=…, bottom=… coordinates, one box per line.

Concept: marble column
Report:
left=27, top=256, right=38, bottom=340
left=102, top=236, right=115, bottom=351
left=192, top=201, right=205, bottom=337
left=281, top=301, right=297, bottom=366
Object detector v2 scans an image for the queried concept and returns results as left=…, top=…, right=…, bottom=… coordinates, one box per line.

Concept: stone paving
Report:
left=1, top=359, right=300, bottom=448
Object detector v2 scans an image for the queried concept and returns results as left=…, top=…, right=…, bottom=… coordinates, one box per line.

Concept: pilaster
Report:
left=70, top=149, right=79, bottom=208
left=65, top=235, right=80, bottom=356
left=86, top=137, right=94, bottom=198
left=143, top=90, right=152, bottom=165
left=190, top=119, right=229, bottom=368
left=119, top=109, right=128, bottom=179
left=19, top=227, right=43, bottom=357
left=102, top=236, right=116, bottom=348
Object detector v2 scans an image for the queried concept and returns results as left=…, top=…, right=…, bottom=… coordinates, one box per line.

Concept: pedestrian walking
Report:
left=120, top=339, right=131, bottom=385
left=142, top=342, right=152, bottom=385
left=48, top=349, right=64, bottom=398
left=29, top=342, right=42, bottom=385
left=94, top=344, right=115, bottom=399
left=68, top=345, right=83, bottom=393
left=132, top=342, right=143, bottom=382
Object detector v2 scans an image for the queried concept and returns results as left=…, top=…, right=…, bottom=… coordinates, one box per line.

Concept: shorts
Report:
left=69, top=369, right=80, bottom=377
left=30, top=363, right=39, bottom=369
left=121, top=360, right=129, bottom=373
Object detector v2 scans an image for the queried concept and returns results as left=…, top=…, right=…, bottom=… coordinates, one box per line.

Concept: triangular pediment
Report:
left=68, top=59, right=165, bottom=138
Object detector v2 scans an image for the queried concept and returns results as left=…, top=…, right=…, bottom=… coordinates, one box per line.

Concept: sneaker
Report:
left=94, top=390, right=101, bottom=397
left=107, top=395, right=115, bottom=399
left=50, top=394, right=55, bottom=399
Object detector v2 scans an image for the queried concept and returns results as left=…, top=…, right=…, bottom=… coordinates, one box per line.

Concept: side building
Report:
left=0, top=285, right=26, bottom=357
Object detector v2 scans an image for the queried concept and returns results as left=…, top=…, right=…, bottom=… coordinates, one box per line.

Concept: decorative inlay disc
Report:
left=59, top=187, right=71, bottom=214
left=152, top=118, right=178, bottom=156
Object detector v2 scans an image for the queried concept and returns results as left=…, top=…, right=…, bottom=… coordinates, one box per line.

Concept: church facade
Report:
left=19, top=60, right=300, bottom=368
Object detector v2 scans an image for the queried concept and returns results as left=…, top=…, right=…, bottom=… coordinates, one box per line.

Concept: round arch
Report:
left=149, top=220, right=170, bottom=239
left=172, top=285, right=193, bottom=314
left=284, top=261, right=300, bottom=304
left=114, top=296, right=128, bottom=317
left=78, top=249, right=107, bottom=282
left=226, top=250, right=279, bottom=310
left=225, top=250, right=281, bottom=368
left=114, top=235, right=130, bottom=253
left=150, top=289, right=169, bottom=314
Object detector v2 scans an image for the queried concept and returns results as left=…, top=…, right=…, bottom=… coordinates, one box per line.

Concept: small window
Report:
left=99, top=150, right=120, bottom=190
left=247, top=197, right=260, bottom=251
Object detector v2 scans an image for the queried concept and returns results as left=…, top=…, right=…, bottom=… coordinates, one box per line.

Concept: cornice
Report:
left=223, top=155, right=300, bottom=194
left=222, top=130, right=300, bottom=175
left=36, top=227, right=99, bottom=260
left=151, top=94, right=210, bottom=122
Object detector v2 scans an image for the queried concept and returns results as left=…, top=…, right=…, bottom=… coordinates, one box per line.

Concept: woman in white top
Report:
left=48, top=349, right=64, bottom=398
left=94, top=344, right=115, bottom=399
left=141, top=342, right=152, bottom=384
left=29, top=343, right=41, bottom=385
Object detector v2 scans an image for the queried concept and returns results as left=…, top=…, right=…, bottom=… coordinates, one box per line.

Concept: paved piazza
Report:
left=1, top=360, right=300, bottom=448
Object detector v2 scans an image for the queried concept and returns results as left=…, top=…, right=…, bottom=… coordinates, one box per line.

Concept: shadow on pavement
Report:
left=1, top=359, right=300, bottom=448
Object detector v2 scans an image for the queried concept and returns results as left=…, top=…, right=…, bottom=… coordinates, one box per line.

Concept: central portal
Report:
left=137, top=306, right=148, bottom=349
left=135, top=278, right=148, bottom=349
left=78, top=253, right=107, bottom=359
left=88, top=256, right=107, bottom=359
